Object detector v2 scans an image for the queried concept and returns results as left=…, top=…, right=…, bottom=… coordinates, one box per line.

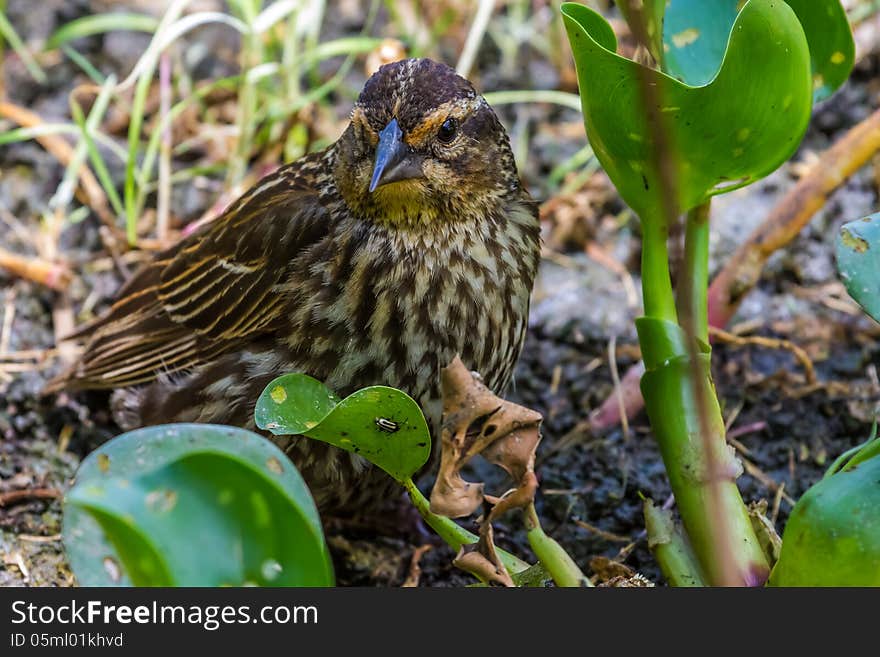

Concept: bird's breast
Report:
left=281, top=199, right=538, bottom=429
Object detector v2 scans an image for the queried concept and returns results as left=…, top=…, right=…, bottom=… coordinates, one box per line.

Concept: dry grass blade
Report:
left=709, top=326, right=817, bottom=386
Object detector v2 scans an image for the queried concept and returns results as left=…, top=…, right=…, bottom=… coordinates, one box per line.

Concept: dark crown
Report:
left=355, top=59, right=478, bottom=133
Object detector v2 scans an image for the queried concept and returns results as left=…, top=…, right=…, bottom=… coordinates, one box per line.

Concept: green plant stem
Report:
left=524, top=504, right=591, bottom=587
left=636, top=327, right=770, bottom=585
left=402, top=478, right=529, bottom=576
left=677, top=201, right=710, bottom=344
left=640, top=212, right=678, bottom=325
left=643, top=498, right=705, bottom=587
left=638, top=200, right=768, bottom=585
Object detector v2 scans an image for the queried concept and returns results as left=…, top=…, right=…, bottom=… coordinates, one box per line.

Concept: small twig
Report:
left=573, top=519, right=631, bottom=543
left=707, top=106, right=880, bottom=330
left=608, top=334, right=630, bottom=441
left=770, top=483, right=785, bottom=526
left=0, top=488, right=62, bottom=507
left=727, top=421, right=768, bottom=441
left=0, top=248, right=71, bottom=291
left=99, top=226, right=132, bottom=282
left=52, top=293, right=78, bottom=365
left=7, top=552, right=30, bottom=583
left=0, top=290, right=15, bottom=356
left=16, top=534, right=62, bottom=544
left=709, top=326, right=817, bottom=385
left=587, top=360, right=645, bottom=434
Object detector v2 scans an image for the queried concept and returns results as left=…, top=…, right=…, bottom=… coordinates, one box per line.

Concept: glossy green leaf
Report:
left=254, top=373, right=341, bottom=435
left=256, top=375, right=432, bottom=483
left=661, top=1, right=739, bottom=86
left=660, top=0, right=853, bottom=101
left=770, top=445, right=880, bottom=586
left=836, top=213, right=880, bottom=323
left=784, top=0, right=854, bottom=102
left=562, top=0, right=813, bottom=222
left=63, top=424, right=333, bottom=587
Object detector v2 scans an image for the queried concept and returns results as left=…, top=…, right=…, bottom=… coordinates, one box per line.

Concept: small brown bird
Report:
left=47, top=59, right=540, bottom=511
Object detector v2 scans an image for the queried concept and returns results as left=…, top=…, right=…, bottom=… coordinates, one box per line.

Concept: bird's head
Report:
left=333, top=58, right=521, bottom=226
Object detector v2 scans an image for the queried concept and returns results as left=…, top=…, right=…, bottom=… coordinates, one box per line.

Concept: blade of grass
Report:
left=0, top=10, right=46, bottom=83
left=456, top=0, right=495, bottom=78
left=227, top=0, right=263, bottom=187
left=0, top=123, right=127, bottom=161
left=121, top=0, right=190, bottom=244
left=50, top=76, right=117, bottom=215
left=70, top=79, right=125, bottom=219
left=61, top=44, right=107, bottom=85
left=483, top=89, right=583, bottom=112
left=156, top=52, right=172, bottom=244
left=45, top=12, right=159, bottom=50
left=252, top=0, right=300, bottom=35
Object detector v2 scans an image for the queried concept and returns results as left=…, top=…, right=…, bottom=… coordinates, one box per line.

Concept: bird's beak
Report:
left=369, top=118, right=423, bottom=192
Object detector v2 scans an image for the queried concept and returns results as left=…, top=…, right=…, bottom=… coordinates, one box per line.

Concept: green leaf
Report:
left=46, top=13, right=159, bottom=50
left=770, top=446, right=880, bottom=586
left=784, top=0, right=855, bottom=102
left=63, top=424, right=333, bottom=587
left=254, top=373, right=341, bottom=435
left=562, top=0, right=813, bottom=222
left=661, top=0, right=852, bottom=102
left=661, top=1, right=739, bottom=86
left=619, top=1, right=854, bottom=102
left=836, top=213, right=880, bottom=323
left=256, top=375, right=432, bottom=483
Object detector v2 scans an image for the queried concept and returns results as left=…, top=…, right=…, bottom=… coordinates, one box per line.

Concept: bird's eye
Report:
left=437, top=117, right=458, bottom=144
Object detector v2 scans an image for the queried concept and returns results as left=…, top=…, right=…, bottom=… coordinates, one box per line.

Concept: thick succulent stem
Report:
left=638, top=203, right=770, bottom=586
left=677, top=202, right=710, bottom=345
left=640, top=213, right=678, bottom=325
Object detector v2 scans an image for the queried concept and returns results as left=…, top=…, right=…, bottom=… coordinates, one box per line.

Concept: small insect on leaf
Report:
left=374, top=418, right=400, bottom=433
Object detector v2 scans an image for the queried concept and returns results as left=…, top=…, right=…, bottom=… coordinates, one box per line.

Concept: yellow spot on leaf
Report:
left=737, top=128, right=751, bottom=142
left=840, top=228, right=869, bottom=253
left=145, top=489, right=178, bottom=513
left=266, top=456, right=283, bottom=474
left=97, top=453, right=110, bottom=473
left=830, top=51, right=845, bottom=65
left=270, top=385, right=287, bottom=404
left=671, top=28, right=699, bottom=48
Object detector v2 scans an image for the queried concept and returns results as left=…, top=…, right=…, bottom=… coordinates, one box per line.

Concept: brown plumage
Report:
left=47, top=59, right=541, bottom=511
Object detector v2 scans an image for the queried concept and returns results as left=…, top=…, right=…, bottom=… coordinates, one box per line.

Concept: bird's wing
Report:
left=47, top=165, right=332, bottom=391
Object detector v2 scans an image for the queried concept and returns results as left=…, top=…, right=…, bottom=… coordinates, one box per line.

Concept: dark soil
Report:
left=1, top=1, right=878, bottom=587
